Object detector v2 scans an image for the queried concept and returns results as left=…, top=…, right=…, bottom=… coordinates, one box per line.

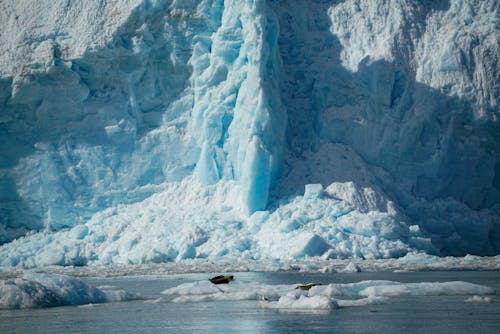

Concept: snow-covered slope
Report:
left=0, top=0, right=498, bottom=267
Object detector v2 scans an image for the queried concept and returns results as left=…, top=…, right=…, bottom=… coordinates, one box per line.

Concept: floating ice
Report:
left=260, top=294, right=338, bottom=310
left=358, top=282, right=496, bottom=297
left=464, top=295, right=493, bottom=303
left=0, top=273, right=137, bottom=309
left=159, top=277, right=495, bottom=312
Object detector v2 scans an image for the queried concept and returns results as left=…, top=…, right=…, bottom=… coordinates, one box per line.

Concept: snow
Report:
left=0, top=0, right=498, bottom=267
left=0, top=273, right=137, bottom=309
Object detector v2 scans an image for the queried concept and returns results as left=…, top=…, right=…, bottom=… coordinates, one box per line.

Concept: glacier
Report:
left=0, top=0, right=498, bottom=267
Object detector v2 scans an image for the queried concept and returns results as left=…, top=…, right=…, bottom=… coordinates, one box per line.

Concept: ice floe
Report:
left=160, top=277, right=495, bottom=311
left=0, top=273, right=138, bottom=309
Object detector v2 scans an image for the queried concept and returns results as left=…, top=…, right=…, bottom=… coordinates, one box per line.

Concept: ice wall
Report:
left=269, top=0, right=499, bottom=255
left=0, top=0, right=498, bottom=266
left=0, top=0, right=284, bottom=243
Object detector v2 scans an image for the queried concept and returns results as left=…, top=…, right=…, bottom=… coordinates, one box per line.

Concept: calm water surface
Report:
left=1, top=271, right=499, bottom=333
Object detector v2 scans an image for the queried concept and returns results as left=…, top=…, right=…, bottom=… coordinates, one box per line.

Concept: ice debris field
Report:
left=0, top=0, right=499, bottom=268
left=0, top=272, right=495, bottom=311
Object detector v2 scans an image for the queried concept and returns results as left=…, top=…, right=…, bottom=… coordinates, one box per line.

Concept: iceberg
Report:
left=260, top=294, right=338, bottom=311
left=0, top=0, right=498, bottom=267
left=0, top=273, right=137, bottom=309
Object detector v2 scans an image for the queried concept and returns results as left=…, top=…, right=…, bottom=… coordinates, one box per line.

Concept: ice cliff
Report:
left=0, top=0, right=498, bottom=267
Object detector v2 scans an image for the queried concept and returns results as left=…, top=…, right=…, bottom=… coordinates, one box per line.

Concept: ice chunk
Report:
left=464, top=295, right=493, bottom=303
left=0, top=273, right=137, bottom=309
left=260, top=293, right=338, bottom=310
left=325, top=182, right=389, bottom=213
left=22, top=273, right=107, bottom=305
left=303, top=184, right=324, bottom=200
left=359, top=281, right=496, bottom=297
left=340, top=262, right=361, bottom=273
left=97, top=285, right=139, bottom=303
left=0, top=278, right=63, bottom=309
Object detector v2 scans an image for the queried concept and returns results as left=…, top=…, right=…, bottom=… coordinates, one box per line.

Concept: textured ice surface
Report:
left=0, top=273, right=136, bottom=309
left=159, top=277, right=494, bottom=311
left=0, top=181, right=434, bottom=266
left=0, top=0, right=498, bottom=266
left=260, top=294, right=338, bottom=310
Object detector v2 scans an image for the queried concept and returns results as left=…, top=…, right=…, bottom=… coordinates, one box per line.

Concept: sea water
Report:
left=1, top=271, right=499, bottom=333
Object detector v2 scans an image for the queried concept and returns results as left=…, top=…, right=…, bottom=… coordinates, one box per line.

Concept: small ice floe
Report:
left=309, top=280, right=495, bottom=298
left=464, top=295, right=493, bottom=303
left=357, top=281, right=495, bottom=297
left=260, top=293, right=338, bottom=310
left=0, top=273, right=139, bottom=309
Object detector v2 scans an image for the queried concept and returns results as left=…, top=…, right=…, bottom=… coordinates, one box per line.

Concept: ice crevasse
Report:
left=0, top=0, right=498, bottom=267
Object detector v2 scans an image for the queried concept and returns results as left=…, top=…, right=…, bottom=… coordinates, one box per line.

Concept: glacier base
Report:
left=0, top=0, right=498, bottom=267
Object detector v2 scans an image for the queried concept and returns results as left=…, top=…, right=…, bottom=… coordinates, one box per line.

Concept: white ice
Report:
left=160, top=278, right=495, bottom=311
left=0, top=0, right=498, bottom=267
left=0, top=273, right=137, bottom=309
left=464, top=295, right=493, bottom=303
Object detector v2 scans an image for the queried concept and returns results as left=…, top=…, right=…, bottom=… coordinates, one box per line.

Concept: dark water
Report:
left=1, top=271, right=499, bottom=333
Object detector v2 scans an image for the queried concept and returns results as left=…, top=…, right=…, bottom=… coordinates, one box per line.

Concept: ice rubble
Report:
left=0, top=0, right=498, bottom=266
left=160, top=278, right=494, bottom=311
left=0, top=273, right=137, bottom=309
left=0, top=181, right=433, bottom=267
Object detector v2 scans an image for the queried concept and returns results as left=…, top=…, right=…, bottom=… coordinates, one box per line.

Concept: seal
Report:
left=209, top=275, right=234, bottom=284
left=295, top=282, right=323, bottom=291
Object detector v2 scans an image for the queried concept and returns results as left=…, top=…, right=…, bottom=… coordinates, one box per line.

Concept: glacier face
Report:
left=269, top=0, right=499, bottom=255
left=0, top=0, right=498, bottom=266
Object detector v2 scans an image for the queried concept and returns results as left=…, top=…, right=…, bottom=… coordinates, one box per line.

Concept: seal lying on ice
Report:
left=295, top=283, right=322, bottom=291
left=209, top=275, right=234, bottom=284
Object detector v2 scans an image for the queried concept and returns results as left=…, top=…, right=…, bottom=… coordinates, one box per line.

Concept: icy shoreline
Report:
left=1, top=253, right=499, bottom=279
